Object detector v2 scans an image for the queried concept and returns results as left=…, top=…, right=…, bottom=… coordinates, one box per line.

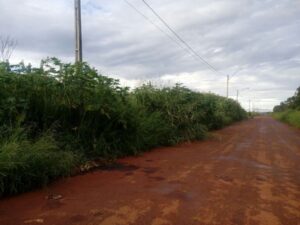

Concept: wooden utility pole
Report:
left=226, top=75, right=229, bottom=98
left=75, top=0, right=82, bottom=62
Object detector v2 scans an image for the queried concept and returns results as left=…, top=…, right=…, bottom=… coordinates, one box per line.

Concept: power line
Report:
left=230, top=68, right=241, bottom=78
left=252, top=88, right=292, bottom=92
left=123, top=0, right=199, bottom=61
left=141, top=0, right=220, bottom=74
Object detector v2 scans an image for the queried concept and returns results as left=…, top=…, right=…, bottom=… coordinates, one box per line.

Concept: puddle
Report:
left=256, top=175, right=268, bottom=181
left=216, top=175, right=234, bottom=183
left=235, top=142, right=252, bottom=151
left=153, top=183, right=180, bottom=195
left=218, top=156, right=271, bottom=170
left=167, top=190, right=195, bottom=201
left=253, top=163, right=271, bottom=169
left=149, top=176, right=165, bottom=181
left=43, top=200, right=64, bottom=210
left=99, top=163, right=140, bottom=172
left=142, top=167, right=158, bottom=174
left=259, top=126, right=267, bottom=134
left=124, top=172, right=134, bottom=176
left=150, top=183, right=195, bottom=201
left=69, top=214, right=87, bottom=223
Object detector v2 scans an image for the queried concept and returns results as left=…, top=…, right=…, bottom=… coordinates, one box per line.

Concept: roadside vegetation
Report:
left=273, top=87, right=300, bottom=128
left=0, top=58, right=247, bottom=196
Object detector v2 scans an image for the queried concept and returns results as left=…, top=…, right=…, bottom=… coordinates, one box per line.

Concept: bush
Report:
left=0, top=58, right=247, bottom=196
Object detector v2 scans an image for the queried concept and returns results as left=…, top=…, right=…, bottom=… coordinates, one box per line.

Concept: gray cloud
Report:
left=0, top=0, right=299, bottom=111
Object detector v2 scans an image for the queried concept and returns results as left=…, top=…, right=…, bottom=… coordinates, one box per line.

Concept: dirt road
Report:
left=0, top=117, right=300, bottom=225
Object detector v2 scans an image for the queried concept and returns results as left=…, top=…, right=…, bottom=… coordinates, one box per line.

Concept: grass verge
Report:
left=273, top=110, right=300, bottom=128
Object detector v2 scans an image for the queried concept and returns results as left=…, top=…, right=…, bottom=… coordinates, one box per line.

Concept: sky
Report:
left=0, top=0, right=300, bottom=111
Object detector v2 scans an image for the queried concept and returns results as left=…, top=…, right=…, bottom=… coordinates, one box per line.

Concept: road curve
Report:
left=0, top=116, right=300, bottom=225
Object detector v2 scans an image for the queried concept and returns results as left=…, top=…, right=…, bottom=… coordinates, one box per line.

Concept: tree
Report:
left=0, top=35, right=17, bottom=62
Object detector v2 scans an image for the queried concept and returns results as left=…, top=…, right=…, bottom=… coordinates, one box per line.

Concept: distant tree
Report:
left=291, top=87, right=300, bottom=109
left=273, top=86, right=300, bottom=112
left=273, top=103, right=287, bottom=112
left=0, top=35, right=17, bottom=62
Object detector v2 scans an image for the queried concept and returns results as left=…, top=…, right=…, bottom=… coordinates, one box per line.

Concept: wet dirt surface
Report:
left=1, top=117, right=300, bottom=225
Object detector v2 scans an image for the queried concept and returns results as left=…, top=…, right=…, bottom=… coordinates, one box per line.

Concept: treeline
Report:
left=273, top=86, right=300, bottom=128
left=0, top=58, right=247, bottom=196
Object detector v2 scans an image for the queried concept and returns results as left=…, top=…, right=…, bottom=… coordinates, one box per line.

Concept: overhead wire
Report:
left=123, top=0, right=199, bottom=61
left=141, top=0, right=220, bottom=74
left=230, top=67, right=241, bottom=78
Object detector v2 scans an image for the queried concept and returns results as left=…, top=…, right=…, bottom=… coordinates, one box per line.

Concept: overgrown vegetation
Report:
left=0, top=128, right=76, bottom=196
left=273, top=87, right=300, bottom=112
left=273, top=111, right=300, bottom=128
left=273, top=86, right=300, bottom=128
left=0, top=58, right=247, bottom=196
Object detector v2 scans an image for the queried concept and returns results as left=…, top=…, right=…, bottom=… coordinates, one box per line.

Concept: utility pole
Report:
left=226, top=75, right=229, bottom=98
left=226, top=68, right=241, bottom=99
left=248, top=100, right=251, bottom=113
left=75, top=0, right=82, bottom=62
left=236, top=88, right=249, bottom=103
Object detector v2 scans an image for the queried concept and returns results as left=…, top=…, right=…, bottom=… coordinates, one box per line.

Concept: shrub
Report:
left=0, top=58, right=247, bottom=196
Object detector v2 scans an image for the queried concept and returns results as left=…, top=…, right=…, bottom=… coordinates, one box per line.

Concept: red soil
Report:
left=0, top=117, right=300, bottom=225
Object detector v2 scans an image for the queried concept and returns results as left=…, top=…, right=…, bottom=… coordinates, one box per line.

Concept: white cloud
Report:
left=0, top=0, right=299, bottom=111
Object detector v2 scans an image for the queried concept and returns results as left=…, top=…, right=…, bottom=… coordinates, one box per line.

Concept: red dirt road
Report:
left=1, top=117, right=300, bottom=225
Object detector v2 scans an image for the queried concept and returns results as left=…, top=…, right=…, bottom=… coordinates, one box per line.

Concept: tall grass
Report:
left=273, top=86, right=300, bottom=128
left=273, top=111, right=300, bottom=128
left=0, top=58, right=247, bottom=196
left=0, top=127, right=76, bottom=196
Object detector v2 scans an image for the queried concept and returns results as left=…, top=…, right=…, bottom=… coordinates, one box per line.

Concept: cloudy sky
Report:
left=1, top=0, right=300, bottom=111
